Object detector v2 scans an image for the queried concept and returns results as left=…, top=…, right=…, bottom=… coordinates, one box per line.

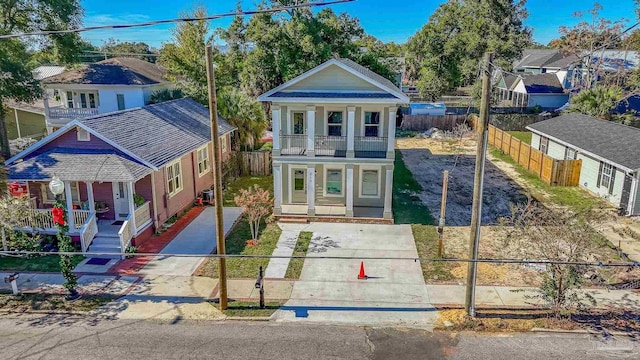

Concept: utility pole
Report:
left=437, top=170, right=449, bottom=258
left=465, top=51, right=493, bottom=317
left=205, top=44, right=227, bottom=310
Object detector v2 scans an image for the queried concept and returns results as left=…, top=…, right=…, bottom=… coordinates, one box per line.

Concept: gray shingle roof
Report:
left=8, top=148, right=152, bottom=182
left=514, top=49, right=564, bottom=69
left=271, top=91, right=399, bottom=99
left=527, top=113, right=640, bottom=170
left=521, top=73, right=564, bottom=93
left=80, top=98, right=236, bottom=168
left=42, top=57, right=167, bottom=85
left=545, top=54, right=580, bottom=69
left=335, top=58, right=402, bottom=93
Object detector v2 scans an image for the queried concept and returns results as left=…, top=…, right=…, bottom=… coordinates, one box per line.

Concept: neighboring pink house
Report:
left=5, top=98, right=235, bottom=257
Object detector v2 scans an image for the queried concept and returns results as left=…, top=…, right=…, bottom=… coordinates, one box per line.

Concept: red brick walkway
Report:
left=109, top=206, right=206, bottom=275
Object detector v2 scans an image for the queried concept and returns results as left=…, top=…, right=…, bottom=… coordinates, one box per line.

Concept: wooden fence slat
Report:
left=239, top=151, right=272, bottom=176
left=400, top=114, right=470, bottom=131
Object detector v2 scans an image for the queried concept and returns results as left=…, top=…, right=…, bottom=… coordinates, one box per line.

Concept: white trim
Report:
left=323, top=165, right=345, bottom=198
left=77, top=127, right=90, bottom=141
left=266, top=97, right=402, bottom=104
left=628, top=175, right=639, bottom=215
left=526, top=127, right=634, bottom=172
left=360, top=107, right=383, bottom=137
left=166, top=159, right=183, bottom=198
left=288, top=165, right=307, bottom=204
left=359, top=166, right=382, bottom=199
left=41, top=181, right=80, bottom=204
left=258, top=59, right=409, bottom=103
left=288, top=109, right=307, bottom=135
left=196, top=144, right=210, bottom=177
left=324, top=108, right=345, bottom=136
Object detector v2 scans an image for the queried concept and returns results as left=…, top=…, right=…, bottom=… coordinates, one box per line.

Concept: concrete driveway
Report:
left=273, top=222, right=437, bottom=328
left=137, top=207, right=242, bottom=276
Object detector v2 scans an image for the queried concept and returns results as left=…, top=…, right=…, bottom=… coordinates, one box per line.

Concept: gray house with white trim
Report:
left=527, top=113, right=640, bottom=215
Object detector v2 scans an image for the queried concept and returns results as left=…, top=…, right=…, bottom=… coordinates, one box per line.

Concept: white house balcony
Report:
left=48, top=106, right=99, bottom=120
left=278, top=135, right=387, bottom=158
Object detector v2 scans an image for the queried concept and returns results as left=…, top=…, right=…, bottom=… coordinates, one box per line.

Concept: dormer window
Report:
left=77, top=127, right=90, bottom=141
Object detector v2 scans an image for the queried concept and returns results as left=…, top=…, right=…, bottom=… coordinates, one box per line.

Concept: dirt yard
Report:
left=397, top=137, right=528, bottom=226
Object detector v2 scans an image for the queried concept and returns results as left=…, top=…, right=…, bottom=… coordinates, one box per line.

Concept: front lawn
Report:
left=0, top=254, right=84, bottom=272
left=0, top=292, right=115, bottom=312
left=411, top=224, right=456, bottom=282
left=222, top=301, right=283, bottom=317
left=285, top=231, right=312, bottom=279
left=393, top=151, right=435, bottom=224
left=195, top=219, right=281, bottom=278
left=507, top=131, right=532, bottom=144
left=223, top=175, right=273, bottom=206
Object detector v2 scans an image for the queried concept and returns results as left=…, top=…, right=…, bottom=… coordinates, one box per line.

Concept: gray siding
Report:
left=546, top=139, right=566, bottom=160
left=287, top=64, right=380, bottom=92
left=353, top=164, right=385, bottom=207
left=531, top=133, right=541, bottom=149
left=577, top=153, right=625, bottom=207
left=279, top=105, right=288, bottom=135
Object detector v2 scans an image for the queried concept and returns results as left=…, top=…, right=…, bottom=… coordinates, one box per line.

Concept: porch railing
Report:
left=354, top=136, right=388, bottom=157
left=315, top=136, right=346, bottom=157
left=134, top=201, right=151, bottom=232
left=48, top=107, right=99, bottom=119
left=16, top=209, right=90, bottom=231
left=280, top=135, right=307, bottom=155
left=79, top=212, right=98, bottom=253
left=73, top=210, right=91, bottom=229
left=118, top=214, right=133, bottom=259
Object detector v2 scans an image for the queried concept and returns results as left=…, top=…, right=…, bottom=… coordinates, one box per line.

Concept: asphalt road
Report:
left=0, top=314, right=638, bottom=359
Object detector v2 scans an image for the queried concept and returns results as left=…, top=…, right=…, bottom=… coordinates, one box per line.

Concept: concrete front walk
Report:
left=427, top=284, right=640, bottom=310
left=137, top=207, right=242, bottom=277
left=264, top=223, right=308, bottom=278
left=272, top=223, right=438, bottom=328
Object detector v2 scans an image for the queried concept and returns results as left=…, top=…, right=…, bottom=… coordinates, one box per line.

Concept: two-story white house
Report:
left=40, top=57, right=173, bottom=133
left=258, top=58, right=409, bottom=221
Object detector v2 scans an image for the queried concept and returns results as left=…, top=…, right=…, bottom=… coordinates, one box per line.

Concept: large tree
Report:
left=217, top=87, right=267, bottom=151
left=0, top=0, right=83, bottom=158
left=100, top=39, right=157, bottom=62
left=405, top=0, right=531, bottom=100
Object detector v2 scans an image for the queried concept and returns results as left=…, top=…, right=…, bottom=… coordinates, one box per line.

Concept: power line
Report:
left=0, top=0, right=355, bottom=40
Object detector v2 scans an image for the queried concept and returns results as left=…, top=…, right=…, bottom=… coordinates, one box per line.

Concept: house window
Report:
left=360, top=169, right=379, bottom=197
left=599, top=163, right=614, bottom=193
left=66, top=91, right=74, bottom=108
left=327, top=111, right=343, bottom=136
left=88, top=93, right=97, bottom=108
left=564, top=147, right=577, bottom=160
left=293, top=112, right=305, bottom=135
left=293, top=170, right=305, bottom=191
left=221, top=136, right=228, bottom=153
left=77, top=127, right=90, bottom=141
left=364, top=112, right=380, bottom=137
left=197, top=146, right=209, bottom=176
left=539, top=137, right=549, bottom=154
left=166, top=160, right=183, bottom=197
left=42, top=182, right=79, bottom=204
left=325, top=168, right=343, bottom=196
left=80, top=93, right=87, bottom=108
left=117, top=94, right=125, bottom=110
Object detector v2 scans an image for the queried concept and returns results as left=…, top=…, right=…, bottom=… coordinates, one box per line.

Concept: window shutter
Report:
left=609, top=168, right=616, bottom=195
left=597, top=162, right=603, bottom=187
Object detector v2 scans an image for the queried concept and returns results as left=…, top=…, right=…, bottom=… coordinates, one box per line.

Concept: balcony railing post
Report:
left=387, top=107, right=397, bottom=159
left=347, top=106, right=356, bottom=158
left=272, top=105, right=281, bottom=156
left=306, top=105, right=315, bottom=156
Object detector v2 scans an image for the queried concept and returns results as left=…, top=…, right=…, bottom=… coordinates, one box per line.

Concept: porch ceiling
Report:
left=8, top=148, right=152, bottom=182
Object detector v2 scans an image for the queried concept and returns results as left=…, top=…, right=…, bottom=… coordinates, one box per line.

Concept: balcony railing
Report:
left=48, top=107, right=99, bottom=120
left=280, top=135, right=307, bottom=156
left=315, top=136, right=346, bottom=157
left=354, top=136, right=388, bottom=158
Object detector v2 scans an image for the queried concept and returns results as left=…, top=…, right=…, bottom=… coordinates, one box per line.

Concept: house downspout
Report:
left=629, top=171, right=639, bottom=216
left=150, top=172, right=160, bottom=234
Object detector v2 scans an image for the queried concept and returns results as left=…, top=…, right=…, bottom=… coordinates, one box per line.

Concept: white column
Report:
left=387, top=106, right=397, bottom=159
left=273, top=164, right=282, bottom=215
left=383, top=165, right=394, bottom=219
left=307, top=165, right=315, bottom=216
left=306, top=105, right=315, bottom=156
left=13, top=108, right=22, bottom=138
left=272, top=105, right=281, bottom=156
left=127, top=182, right=136, bottom=233
left=86, top=182, right=95, bottom=213
left=347, top=106, right=356, bottom=158
left=346, top=165, right=354, bottom=217
left=64, top=181, right=75, bottom=231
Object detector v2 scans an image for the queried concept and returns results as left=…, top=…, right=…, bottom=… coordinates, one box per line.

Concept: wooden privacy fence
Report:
left=239, top=151, right=272, bottom=176
left=488, top=125, right=582, bottom=186
left=400, top=114, right=470, bottom=131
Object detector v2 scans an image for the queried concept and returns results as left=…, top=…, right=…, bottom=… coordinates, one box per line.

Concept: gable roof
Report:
left=526, top=113, right=640, bottom=171
left=545, top=54, right=580, bottom=69
left=514, top=49, right=564, bottom=69
left=258, top=58, right=409, bottom=103
left=6, top=98, right=236, bottom=170
left=516, top=73, right=564, bottom=93
left=33, top=65, right=66, bottom=80
left=42, top=57, right=167, bottom=85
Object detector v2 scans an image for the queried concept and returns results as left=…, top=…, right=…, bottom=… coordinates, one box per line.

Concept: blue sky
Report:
left=81, top=0, right=637, bottom=48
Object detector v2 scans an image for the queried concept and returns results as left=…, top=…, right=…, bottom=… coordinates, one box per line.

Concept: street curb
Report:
left=0, top=309, right=89, bottom=316
left=433, top=304, right=544, bottom=311
left=531, top=327, right=636, bottom=337
left=224, top=316, right=272, bottom=321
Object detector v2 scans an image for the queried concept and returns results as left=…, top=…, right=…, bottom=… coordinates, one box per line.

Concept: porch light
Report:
left=49, top=177, right=65, bottom=196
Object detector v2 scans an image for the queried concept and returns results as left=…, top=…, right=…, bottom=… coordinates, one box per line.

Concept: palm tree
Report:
left=568, top=86, right=623, bottom=120
left=217, top=87, right=267, bottom=150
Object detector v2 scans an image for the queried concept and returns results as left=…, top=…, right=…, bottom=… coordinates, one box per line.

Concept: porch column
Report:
left=63, top=181, right=75, bottom=231
left=346, top=164, right=354, bottom=217
left=346, top=106, right=356, bottom=158
left=273, top=164, right=282, bottom=215
left=86, top=182, right=95, bottom=213
left=127, top=182, right=136, bottom=233
left=306, top=105, right=315, bottom=156
left=13, top=108, right=22, bottom=138
left=307, top=165, right=315, bottom=216
left=272, top=105, right=281, bottom=156
left=383, top=164, right=394, bottom=219
left=387, top=106, right=398, bottom=159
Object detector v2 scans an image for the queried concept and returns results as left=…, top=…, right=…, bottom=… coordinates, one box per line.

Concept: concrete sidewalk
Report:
left=264, top=223, right=307, bottom=278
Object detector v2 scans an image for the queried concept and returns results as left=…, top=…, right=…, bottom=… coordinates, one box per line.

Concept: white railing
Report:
left=79, top=212, right=98, bottom=253
left=73, top=210, right=91, bottom=229
left=134, top=201, right=151, bottom=232
left=48, top=107, right=99, bottom=119
left=16, top=209, right=93, bottom=233
left=118, top=214, right=133, bottom=259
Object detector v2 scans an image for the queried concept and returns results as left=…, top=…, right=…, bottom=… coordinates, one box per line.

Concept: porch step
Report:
left=96, top=232, right=120, bottom=239
left=91, top=236, right=121, bottom=247
left=278, top=217, right=309, bottom=224
left=88, top=236, right=122, bottom=259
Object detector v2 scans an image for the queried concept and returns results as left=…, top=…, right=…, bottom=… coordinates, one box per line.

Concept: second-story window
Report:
left=80, top=93, right=87, bottom=108
left=117, top=94, right=125, bottom=110
left=89, top=93, right=97, bottom=108
left=293, top=112, right=305, bottom=134
left=66, top=91, right=73, bottom=108
left=327, top=111, right=343, bottom=136
left=364, top=112, right=380, bottom=137
left=197, top=145, right=209, bottom=176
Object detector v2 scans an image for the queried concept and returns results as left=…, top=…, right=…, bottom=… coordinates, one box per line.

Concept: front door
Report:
left=620, top=174, right=633, bottom=215
left=292, top=169, right=307, bottom=203
left=112, top=182, right=130, bottom=220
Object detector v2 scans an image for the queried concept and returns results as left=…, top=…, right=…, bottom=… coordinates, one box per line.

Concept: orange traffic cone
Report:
left=358, top=261, right=367, bottom=280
